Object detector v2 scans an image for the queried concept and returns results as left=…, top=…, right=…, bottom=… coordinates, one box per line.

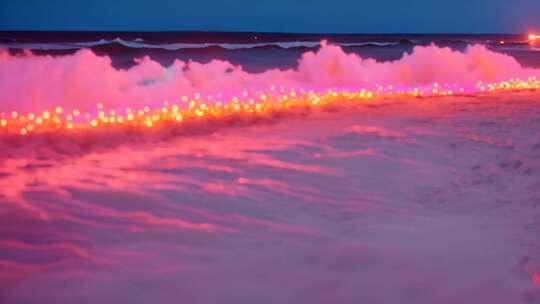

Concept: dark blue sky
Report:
left=1, top=0, right=539, bottom=33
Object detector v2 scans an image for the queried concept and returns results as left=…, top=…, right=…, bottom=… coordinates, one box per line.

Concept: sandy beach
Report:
left=1, top=93, right=539, bottom=303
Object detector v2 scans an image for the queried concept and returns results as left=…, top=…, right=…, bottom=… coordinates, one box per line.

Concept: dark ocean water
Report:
left=1, top=32, right=539, bottom=72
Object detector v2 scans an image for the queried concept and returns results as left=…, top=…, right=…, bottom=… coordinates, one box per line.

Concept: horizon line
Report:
left=0, top=29, right=529, bottom=36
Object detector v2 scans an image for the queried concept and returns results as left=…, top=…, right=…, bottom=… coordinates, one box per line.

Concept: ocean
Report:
left=1, top=32, right=540, bottom=304
left=2, top=32, right=540, bottom=71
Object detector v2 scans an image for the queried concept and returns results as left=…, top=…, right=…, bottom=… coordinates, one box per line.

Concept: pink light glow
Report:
left=0, top=42, right=539, bottom=137
left=0, top=42, right=538, bottom=115
left=534, top=272, right=540, bottom=286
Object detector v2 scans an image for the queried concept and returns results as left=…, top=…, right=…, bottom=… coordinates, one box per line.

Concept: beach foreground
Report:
left=1, top=93, right=539, bottom=303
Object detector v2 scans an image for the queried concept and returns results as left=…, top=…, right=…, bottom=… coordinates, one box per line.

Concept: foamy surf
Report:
left=0, top=41, right=539, bottom=139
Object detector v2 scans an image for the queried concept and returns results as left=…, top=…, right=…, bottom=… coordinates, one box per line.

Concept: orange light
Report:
left=0, top=76, right=539, bottom=137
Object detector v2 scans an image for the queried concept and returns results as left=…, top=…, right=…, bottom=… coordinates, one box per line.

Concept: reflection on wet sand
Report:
left=1, top=95, right=540, bottom=303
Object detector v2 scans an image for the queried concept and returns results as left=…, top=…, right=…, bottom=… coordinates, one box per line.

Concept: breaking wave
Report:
left=0, top=41, right=538, bottom=114
left=0, top=38, right=401, bottom=51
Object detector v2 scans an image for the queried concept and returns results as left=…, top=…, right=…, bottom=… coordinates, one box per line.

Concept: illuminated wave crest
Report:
left=0, top=41, right=539, bottom=135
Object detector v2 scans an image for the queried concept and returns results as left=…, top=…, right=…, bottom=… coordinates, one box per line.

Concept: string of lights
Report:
left=1, top=77, right=539, bottom=136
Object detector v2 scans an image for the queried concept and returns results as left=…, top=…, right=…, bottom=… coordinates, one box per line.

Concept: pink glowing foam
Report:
left=1, top=41, right=538, bottom=114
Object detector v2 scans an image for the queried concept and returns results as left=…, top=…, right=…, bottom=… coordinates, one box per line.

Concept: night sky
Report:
left=1, top=0, right=539, bottom=33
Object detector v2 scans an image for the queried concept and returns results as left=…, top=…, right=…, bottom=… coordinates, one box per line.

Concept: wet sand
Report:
left=1, top=93, right=540, bottom=303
